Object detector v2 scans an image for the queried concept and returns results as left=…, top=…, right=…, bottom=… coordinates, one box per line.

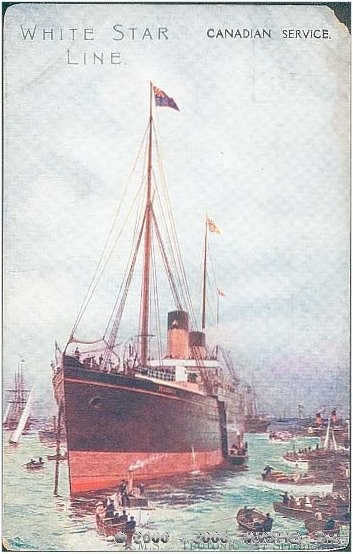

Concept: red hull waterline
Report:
left=69, top=449, right=224, bottom=493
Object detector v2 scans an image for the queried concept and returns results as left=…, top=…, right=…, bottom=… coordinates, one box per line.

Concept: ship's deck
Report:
left=55, top=354, right=228, bottom=396
left=134, top=372, right=206, bottom=394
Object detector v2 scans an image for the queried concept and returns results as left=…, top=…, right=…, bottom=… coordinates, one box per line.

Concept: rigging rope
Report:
left=102, top=208, right=147, bottom=368
left=152, top=121, right=198, bottom=330
left=103, top=176, right=147, bottom=337
left=151, top=234, right=163, bottom=363
left=69, top=123, right=149, bottom=342
left=152, top=208, right=182, bottom=310
left=153, top=179, right=188, bottom=311
left=103, top=181, right=148, bottom=341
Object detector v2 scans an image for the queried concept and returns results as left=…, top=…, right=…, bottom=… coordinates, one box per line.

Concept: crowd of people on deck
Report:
left=279, top=491, right=346, bottom=530
left=74, top=348, right=124, bottom=374
left=73, top=347, right=178, bottom=381
left=289, top=444, right=320, bottom=456
left=96, top=498, right=136, bottom=528
left=230, top=442, right=248, bottom=456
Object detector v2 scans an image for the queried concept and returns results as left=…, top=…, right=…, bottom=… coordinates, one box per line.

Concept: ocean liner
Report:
left=52, top=84, right=245, bottom=494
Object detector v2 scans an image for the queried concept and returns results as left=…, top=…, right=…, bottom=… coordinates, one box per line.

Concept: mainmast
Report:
left=139, top=83, right=154, bottom=365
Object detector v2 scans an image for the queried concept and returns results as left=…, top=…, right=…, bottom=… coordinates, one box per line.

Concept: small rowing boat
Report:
left=24, top=459, right=45, bottom=470
left=262, top=468, right=324, bottom=485
left=236, top=508, right=273, bottom=532
left=96, top=516, right=137, bottom=542
left=305, top=517, right=341, bottom=537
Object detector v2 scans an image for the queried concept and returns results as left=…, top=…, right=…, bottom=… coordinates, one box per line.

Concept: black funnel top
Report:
left=167, top=310, right=189, bottom=331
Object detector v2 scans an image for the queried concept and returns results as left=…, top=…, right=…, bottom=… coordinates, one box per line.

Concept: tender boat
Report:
left=273, top=496, right=350, bottom=525
left=273, top=500, right=336, bottom=521
left=108, top=492, right=155, bottom=526
left=282, top=450, right=316, bottom=463
left=262, top=468, right=325, bottom=485
left=228, top=453, right=249, bottom=467
left=273, top=501, right=318, bottom=520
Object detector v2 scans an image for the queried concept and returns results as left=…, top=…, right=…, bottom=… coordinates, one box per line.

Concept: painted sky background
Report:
left=4, top=3, right=350, bottom=418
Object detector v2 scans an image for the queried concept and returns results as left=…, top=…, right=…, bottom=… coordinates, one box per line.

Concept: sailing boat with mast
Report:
left=4, top=357, right=33, bottom=434
left=52, top=83, right=245, bottom=494
left=9, top=387, right=34, bottom=445
left=244, top=384, right=270, bottom=433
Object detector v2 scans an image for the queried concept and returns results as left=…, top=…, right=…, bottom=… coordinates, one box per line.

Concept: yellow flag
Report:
left=207, top=217, right=221, bottom=235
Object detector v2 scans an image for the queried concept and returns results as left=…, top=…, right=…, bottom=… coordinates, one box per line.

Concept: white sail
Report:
left=323, top=416, right=331, bottom=450
left=331, top=428, right=338, bottom=451
left=9, top=388, right=33, bottom=444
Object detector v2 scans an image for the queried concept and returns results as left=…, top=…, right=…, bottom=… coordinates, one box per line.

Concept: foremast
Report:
left=139, top=82, right=154, bottom=366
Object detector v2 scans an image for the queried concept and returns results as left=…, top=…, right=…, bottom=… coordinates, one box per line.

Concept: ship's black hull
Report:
left=53, top=356, right=242, bottom=493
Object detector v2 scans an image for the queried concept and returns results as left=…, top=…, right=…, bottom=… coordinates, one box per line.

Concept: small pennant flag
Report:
left=217, top=289, right=226, bottom=297
left=207, top=217, right=221, bottom=235
left=153, top=85, right=179, bottom=111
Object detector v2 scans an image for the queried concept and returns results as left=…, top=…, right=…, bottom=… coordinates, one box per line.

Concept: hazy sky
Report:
left=4, top=3, right=350, bottom=417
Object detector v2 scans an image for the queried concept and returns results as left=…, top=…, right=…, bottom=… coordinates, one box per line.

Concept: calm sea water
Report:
left=3, top=433, right=348, bottom=551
